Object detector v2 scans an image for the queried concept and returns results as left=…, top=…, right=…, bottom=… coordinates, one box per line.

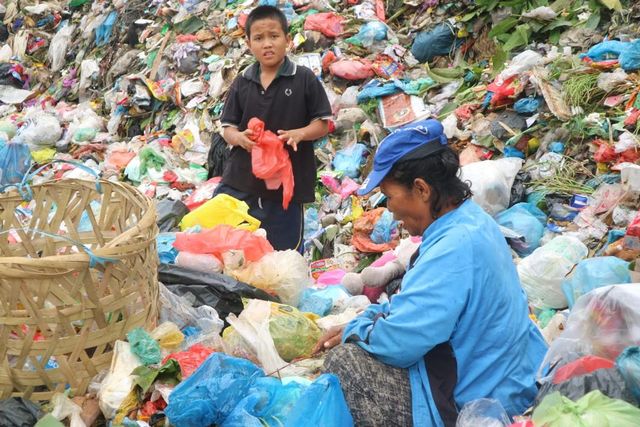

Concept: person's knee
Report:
left=323, top=343, right=364, bottom=376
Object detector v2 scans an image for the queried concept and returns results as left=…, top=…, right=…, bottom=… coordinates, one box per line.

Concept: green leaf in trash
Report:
left=174, top=16, right=205, bottom=34
left=549, top=28, right=562, bottom=44
left=584, top=13, right=601, bottom=30
left=437, top=102, right=458, bottom=120
left=132, top=359, right=182, bottom=394
left=540, top=19, right=574, bottom=32
left=69, top=0, right=92, bottom=6
left=492, top=44, right=508, bottom=77
left=488, top=17, right=518, bottom=39
left=460, top=11, right=478, bottom=22
left=503, top=24, right=531, bottom=51
left=598, top=0, right=623, bottom=10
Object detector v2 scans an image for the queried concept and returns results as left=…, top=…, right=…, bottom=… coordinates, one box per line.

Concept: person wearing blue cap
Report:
left=313, top=119, right=548, bottom=427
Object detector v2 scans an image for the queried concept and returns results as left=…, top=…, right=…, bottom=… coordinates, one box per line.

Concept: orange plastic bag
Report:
left=248, top=118, right=295, bottom=210
left=351, top=208, right=399, bottom=253
left=173, top=224, right=274, bottom=263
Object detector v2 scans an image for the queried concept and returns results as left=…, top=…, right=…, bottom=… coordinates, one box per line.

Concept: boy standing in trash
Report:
left=218, top=6, right=332, bottom=251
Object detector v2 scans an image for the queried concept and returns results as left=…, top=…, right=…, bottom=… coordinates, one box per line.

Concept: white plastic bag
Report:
left=176, top=252, right=224, bottom=274
left=98, top=341, right=143, bottom=420
left=499, top=50, right=543, bottom=81
left=518, top=236, right=588, bottom=313
left=539, top=284, right=640, bottom=382
left=597, top=68, right=628, bottom=92
left=51, top=393, right=86, bottom=427
left=460, top=157, right=523, bottom=217
left=456, top=399, right=511, bottom=427
left=20, top=114, right=63, bottom=150
left=232, top=250, right=313, bottom=307
left=48, top=24, right=76, bottom=72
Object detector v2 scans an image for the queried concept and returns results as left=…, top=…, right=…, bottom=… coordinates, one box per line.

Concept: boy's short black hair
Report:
left=245, top=5, right=288, bottom=38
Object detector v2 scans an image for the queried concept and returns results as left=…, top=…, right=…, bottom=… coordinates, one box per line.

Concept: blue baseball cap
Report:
left=358, top=119, right=449, bottom=196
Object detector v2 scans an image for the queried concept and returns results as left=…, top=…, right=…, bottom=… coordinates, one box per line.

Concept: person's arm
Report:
left=277, top=119, right=329, bottom=151
left=223, top=126, right=255, bottom=152
left=344, top=231, right=474, bottom=369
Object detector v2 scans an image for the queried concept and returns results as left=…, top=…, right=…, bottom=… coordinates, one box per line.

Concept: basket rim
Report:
left=0, top=179, right=158, bottom=271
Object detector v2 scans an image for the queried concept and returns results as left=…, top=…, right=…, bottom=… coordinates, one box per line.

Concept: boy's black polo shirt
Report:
left=220, top=56, right=332, bottom=204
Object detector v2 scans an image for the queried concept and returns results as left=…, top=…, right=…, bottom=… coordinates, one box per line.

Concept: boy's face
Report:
left=247, top=18, right=291, bottom=70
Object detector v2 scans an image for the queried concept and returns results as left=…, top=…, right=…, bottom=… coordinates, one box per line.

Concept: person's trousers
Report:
left=324, top=343, right=414, bottom=427
left=214, top=183, right=304, bottom=252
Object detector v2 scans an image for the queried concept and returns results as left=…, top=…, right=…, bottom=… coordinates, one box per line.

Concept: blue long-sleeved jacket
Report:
left=343, top=200, right=548, bottom=426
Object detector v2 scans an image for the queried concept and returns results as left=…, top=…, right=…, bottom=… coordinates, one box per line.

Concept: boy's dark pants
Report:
left=214, top=183, right=304, bottom=252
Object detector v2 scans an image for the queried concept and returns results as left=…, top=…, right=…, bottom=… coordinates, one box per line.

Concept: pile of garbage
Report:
left=3, top=0, right=640, bottom=425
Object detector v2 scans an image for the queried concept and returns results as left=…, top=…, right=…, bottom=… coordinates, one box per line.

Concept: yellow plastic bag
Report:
left=31, top=147, right=57, bottom=163
left=150, top=322, right=185, bottom=349
left=180, top=194, right=261, bottom=231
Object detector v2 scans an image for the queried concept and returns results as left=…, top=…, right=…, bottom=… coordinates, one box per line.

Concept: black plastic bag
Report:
left=0, top=398, right=43, bottom=427
left=158, top=263, right=280, bottom=324
left=535, top=368, right=638, bottom=407
left=207, top=132, right=231, bottom=179
left=156, top=199, right=190, bottom=232
left=509, top=170, right=531, bottom=207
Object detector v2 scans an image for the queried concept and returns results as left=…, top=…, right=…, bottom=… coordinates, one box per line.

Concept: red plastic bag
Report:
left=304, top=13, right=344, bottom=38
left=329, top=59, right=375, bottom=80
left=183, top=177, right=221, bottom=210
left=248, top=118, right=295, bottom=210
left=351, top=208, right=399, bottom=253
left=553, top=355, right=615, bottom=384
left=486, top=75, right=517, bottom=106
left=163, top=344, right=216, bottom=378
left=173, top=224, right=274, bottom=263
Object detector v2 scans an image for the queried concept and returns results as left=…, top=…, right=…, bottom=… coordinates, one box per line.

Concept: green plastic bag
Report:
left=127, top=327, right=161, bottom=366
left=533, top=391, right=640, bottom=427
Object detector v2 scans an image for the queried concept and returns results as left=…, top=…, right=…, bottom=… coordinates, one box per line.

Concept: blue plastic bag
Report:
left=349, top=21, right=387, bottom=46
left=304, top=207, right=320, bottom=240
left=333, top=143, right=367, bottom=179
left=371, top=209, right=398, bottom=244
left=584, top=40, right=629, bottom=61
left=561, top=257, right=631, bottom=310
left=619, top=40, right=640, bottom=71
left=298, top=289, right=334, bottom=316
left=157, top=233, right=178, bottom=264
left=357, top=82, right=401, bottom=103
left=221, top=377, right=307, bottom=427
left=166, top=354, right=265, bottom=427
left=284, top=374, right=354, bottom=427
left=494, top=203, right=547, bottom=256
left=0, top=141, right=32, bottom=188
left=411, top=23, right=462, bottom=63
left=95, top=11, right=117, bottom=46
left=514, top=98, right=541, bottom=114
left=616, top=346, right=640, bottom=403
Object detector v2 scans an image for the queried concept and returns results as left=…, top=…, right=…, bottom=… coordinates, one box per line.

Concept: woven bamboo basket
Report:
left=0, top=179, right=158, bottom=401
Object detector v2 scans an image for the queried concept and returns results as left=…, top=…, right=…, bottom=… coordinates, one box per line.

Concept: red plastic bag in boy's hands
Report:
left=247, top=118, right=295, bottom=210
left=173, top=224, right=274, bottom=262
left=163, top=344, right=216, bottom=378
left=304, top=13, right=344, bottom=38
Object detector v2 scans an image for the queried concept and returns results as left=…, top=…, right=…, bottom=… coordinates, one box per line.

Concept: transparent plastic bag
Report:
left=226, top=300, right=322, bottom=369
left=48, top=24, right=76, bottom=72
left=176, top=251, right=224, bottom=274
left=518, top=236, right=588, bottom=313
left=158, top=283, right=224, bottom=336
left=150, top=322, right=185, bottom=350
left=539, top=285, right=640, bottom=382
left=561, top=257, right=630, bottom=310
left=495, top=203, right=547, bottom=256
left=284, top=374, right=354, bottom=427
left=0, top=141, right=32, bottom=187
left=98, top=341, right=143, bottom=420
left=460, top=158, right=523, bottom=217
left=456, top=399, right=510, bottom=427
left=231, top=250, right=312, bottom=307
left=532, top=391, right=640, bottom=427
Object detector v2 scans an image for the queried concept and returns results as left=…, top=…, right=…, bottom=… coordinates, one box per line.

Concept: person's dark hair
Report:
left=385, top=146, right=472, bottom=219
left=245, top=6, right=288, bottom=38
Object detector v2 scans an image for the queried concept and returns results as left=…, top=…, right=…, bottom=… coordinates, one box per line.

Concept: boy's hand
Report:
left=234, top=129, right=256, bottom=152
left=277, top=129, right=305, bottom=152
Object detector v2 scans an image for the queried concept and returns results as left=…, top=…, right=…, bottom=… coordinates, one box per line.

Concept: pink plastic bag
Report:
left=316, top=269, right=347, bottom=286
left=173, top=224, right=274, bottom=263
left=329, top=60, right=375, bottom=80
left=248, top=118, right=295, bottom=210
left=304, top=13, right=344, bottom=38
